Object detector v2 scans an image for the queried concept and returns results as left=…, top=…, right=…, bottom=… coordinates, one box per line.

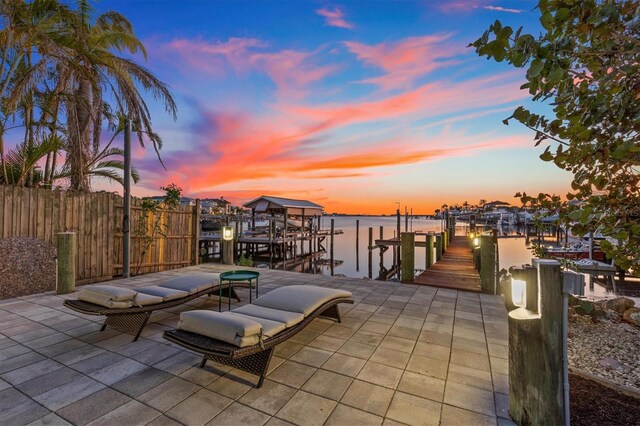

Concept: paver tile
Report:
left=340, top=380, right=394, bottom=417
left=166, top=388, right=233, bottom=426
left=33, top=376, right=105, bottom=411
left=450, top=348, right=491, bottom=371
left=0, top=388, right=50, bottom=425
left=57, top=387, right=131, bottom=426
left=267, top=360, right=316, bottom=388
left=386, top=391, right=442, bottom=426
left=440, top=404, right=497, bottom=426
left=239, top=380, right=297, bottom=415
left=406, top=354, right=448, bottom=380
left=2, top=359, right=63, bottom=385
left=86, top=400, right=160, bottom=426
left=111, top=367, right=172, bottom=397
left=276, top=390, right=337, bottom=426
left=26, top=413, right=72, bottom=426
left=289, top=347, right=333, bottom=367
left=369, top=347, right=410, bottom=369
left=321, top=353, right=366, bottom=377
left=397, top=371, right=445, bottom=402
left=447, top=363, right=494, bottom=391
left=302, top=369, right=353, bottom=401
left=444, top=381, right=496, bottom=417
left=356, top=361, right=403, bottom=389
left=138, top=376, right=200, bottom=411
left=206, top=371, right=254, bottom=399
left=207, top=402, right=270, bottom=426
left=325, top=404, right=383, bottom=426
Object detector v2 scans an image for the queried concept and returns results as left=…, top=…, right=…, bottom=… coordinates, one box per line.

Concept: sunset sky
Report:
left=95, top=0, right=571, bottom=214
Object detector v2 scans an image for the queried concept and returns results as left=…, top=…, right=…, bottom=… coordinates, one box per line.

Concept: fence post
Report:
left=400, top=232, right=415, bottom=282
left=194, top=199, right=201, bottom=265
left=57, top=232, right=76, bottom=294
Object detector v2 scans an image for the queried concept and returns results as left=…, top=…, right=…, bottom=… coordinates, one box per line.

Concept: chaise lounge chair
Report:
left=64, top=273, right=239, bottom=341
left=163, top=285, right=353, bottom=388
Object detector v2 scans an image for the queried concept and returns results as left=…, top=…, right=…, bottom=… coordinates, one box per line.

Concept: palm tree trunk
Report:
left=68, top=78, right=92, bottom=191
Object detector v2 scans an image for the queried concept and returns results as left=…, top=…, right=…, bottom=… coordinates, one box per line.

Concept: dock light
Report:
left=473, top=237, right=479, bottom=247
left=469, top=231, right=476, bottom=239
left=222, top=226, right=234, bottom=241
left=511, top=279, right=527, bottom=308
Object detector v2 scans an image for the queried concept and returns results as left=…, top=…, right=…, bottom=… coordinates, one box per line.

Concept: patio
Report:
left=0, top=265, right=513, bottom=426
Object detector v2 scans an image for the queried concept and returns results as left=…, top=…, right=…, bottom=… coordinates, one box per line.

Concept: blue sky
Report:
left=90, top=0, right=569, bottom=213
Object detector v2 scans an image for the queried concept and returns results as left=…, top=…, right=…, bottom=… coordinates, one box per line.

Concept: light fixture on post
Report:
left=222, top=226, right=234, bottom=241
left=473, top=237, right=480, bottom=248
left=510, top=279, right=527, bottom=308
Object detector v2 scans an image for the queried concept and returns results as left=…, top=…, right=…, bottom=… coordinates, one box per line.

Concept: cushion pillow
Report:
left=80, top=285, right=137, bottom=302
left=158, top=273, right=220, bottom=294
left=232, top=304, right=304, bottom=327
left=134, top=293, right=164, bottom=306
left=137, top=286, right=189, bottom=301
left=253, top=285, right=352, bottom=316
left=178, top=310, right=263, bottom=347
left=78, top=291, right=134, bottom=309
left=228, top=313, right=286, bottom=337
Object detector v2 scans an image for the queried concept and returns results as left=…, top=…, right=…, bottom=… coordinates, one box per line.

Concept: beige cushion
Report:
left=159, top=273, right=220, bottom=294
left=253, top=285, right=352, bottom=316
left=80, top=285, right=137, bottom=302
left=78, top=291, right=134, bottom=309
left=233, top=304, right=304, bottom=327
left=137, top=286, right=189, bottom=301
left=134, top=293, right=164, bottom=306
left=178, top=310, right=263, bottom=347
left=229, top=313, right=286, bottom=337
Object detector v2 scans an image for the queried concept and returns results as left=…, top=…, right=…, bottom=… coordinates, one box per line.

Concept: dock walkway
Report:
left=412, top=235, right=482, bottom=292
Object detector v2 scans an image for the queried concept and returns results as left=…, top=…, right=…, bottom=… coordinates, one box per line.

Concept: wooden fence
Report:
left=0, top=186, right=199, bottom=284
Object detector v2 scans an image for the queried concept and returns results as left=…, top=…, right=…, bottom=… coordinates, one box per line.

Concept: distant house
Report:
left=200, top=198, right=231, bottom=215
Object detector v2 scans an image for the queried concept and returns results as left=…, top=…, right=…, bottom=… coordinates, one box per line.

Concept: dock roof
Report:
left=243, top=195, right=324, bottom=215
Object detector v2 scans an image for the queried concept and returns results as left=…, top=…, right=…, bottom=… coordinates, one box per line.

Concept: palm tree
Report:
left=1, top=0, right=176, bottom=191
left=60, top=1, right=176, bottom=190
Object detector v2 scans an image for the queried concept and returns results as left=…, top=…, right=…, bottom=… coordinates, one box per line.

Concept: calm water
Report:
left=265, top=215, right=639, bottom=303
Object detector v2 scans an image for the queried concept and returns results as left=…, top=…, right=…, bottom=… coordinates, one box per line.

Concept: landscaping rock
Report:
left=0, top=237, right=57, bottom=299
left=603, top=297, right=635, bottom=314
left=623, top=308, right=640, bottom=327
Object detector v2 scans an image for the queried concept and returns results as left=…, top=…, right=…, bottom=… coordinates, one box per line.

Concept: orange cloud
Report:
left=344, top=34, right=463, bottom=90
left=315, top=6, right=354, bottom=29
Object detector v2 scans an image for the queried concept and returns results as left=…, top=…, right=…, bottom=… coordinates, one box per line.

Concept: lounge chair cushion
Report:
left=229, top=313, right=287, bottom=337
left=253, top=285, right=352, bottom=316
left=80, top=285, right=137, bottom=302
left=77, top=285, right=137, bottom=308
left=134, top=293, right=165, bottom=306
left=137, top=286, right=189, bottom=301
left=158, top=273, right=220, bottom=294
left=232, top=304, right=304, bottom=328
left=179, top=310, right=266, bottom=347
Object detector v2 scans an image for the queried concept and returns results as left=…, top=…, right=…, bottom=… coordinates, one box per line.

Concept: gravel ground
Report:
left=568, top=315, right=640, bottom=391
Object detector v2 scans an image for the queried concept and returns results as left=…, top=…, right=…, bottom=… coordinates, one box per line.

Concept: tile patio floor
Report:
left=0, top=264, right=515, bottom=426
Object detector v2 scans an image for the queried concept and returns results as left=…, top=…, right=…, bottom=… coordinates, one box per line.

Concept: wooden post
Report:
left=426, top=234, right=434, bottom=268
left=400, top=232, right=415, bottom=282
left=435, top=234, right=442, bottom=261
left=480, top=234, right=497, bottom=294
left=330, top=219, right=335, bottom=275
left=442, top=230, right=448, bottom=252
left=222, top=239, right=234, bottom=265
left=194, top=199, right=201, bottom=265
left=507, top=260, right=564, bottom=426
left=368, top=227, right=373, bottom=278
left=379, top=226, right=383, bottom=240
left=473, top=247, right=481, bottom=270
left=57, top=232, right=76, bottom=294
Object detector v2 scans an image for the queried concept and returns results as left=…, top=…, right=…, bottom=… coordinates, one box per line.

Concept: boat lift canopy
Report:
left=243, top=196, right=324, bottom=216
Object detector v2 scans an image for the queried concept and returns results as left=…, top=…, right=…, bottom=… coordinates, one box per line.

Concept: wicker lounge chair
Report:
left=64, top=273, right=239, bottom=341
left=163, top=285, right=353, bottom=388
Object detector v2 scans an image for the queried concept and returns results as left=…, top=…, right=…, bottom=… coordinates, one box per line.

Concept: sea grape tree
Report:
left=471, top=0, right=640, bottom=274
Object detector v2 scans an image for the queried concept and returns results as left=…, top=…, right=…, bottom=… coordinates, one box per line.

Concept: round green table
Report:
left=219, top=270, right=260, bottom=311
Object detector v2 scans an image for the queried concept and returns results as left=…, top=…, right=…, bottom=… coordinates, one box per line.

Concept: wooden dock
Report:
left=412, top=235, right=481, bottom=292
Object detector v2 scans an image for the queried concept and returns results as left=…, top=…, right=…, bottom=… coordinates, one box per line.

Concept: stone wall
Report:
left=0, top=237, right=57, bottom=300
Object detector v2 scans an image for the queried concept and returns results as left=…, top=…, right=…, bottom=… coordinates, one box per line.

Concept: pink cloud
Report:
left=344, top=34, right=462, bottom=90
left=165, top=38, right=336, bottom=99
left=316, top=6, right=354, bottom=29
